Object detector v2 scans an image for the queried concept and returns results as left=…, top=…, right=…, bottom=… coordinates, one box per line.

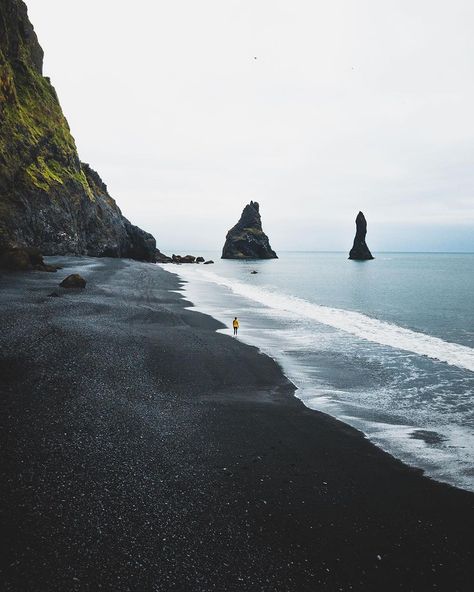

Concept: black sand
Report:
left=1, top=257, right=473, bottom=591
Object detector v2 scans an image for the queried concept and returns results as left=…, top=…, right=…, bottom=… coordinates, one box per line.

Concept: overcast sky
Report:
left=27, top=0, right=474, bottom=252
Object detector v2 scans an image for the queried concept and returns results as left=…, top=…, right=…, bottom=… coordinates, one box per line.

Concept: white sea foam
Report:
left=175, top=267, right=474, bottom=373
left=168, top=264, right=474, bottom=490
left=168, top=264, right=474, bottom=491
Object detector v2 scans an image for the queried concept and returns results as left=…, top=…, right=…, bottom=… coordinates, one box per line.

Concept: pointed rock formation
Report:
left=222, top=201, right=277, bottom=259
left=0, top=0, right=156, bottom=261
left=349, top=211, right=374, bottom=260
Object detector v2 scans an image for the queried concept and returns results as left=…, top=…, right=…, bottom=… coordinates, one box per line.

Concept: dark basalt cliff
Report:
left=222, top=201, right=277, bottom=259
left=0, top=0, right=156, bottom=261
left=349, top=211, right=374, bottom=260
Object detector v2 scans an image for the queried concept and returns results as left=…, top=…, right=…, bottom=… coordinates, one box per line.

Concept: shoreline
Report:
left=172, top=259, right=474, bottom=493
left=1, top=256, right=473, bottom=591
left=174, top=265, right=462, bottom=491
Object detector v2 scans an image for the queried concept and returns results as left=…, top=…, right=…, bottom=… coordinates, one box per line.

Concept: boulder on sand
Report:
left=60, top=274, right=87, bottom=289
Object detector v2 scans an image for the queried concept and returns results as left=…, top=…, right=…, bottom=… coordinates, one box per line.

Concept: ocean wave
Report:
left=175, top=267, right=474, bottom=373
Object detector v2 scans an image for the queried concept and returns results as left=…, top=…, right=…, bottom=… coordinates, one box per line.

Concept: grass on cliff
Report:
left=0, top=51, right=92, bottom=199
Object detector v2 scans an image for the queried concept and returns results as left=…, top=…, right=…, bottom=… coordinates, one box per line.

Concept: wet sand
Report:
left=1, top=257, right=473, bottom=591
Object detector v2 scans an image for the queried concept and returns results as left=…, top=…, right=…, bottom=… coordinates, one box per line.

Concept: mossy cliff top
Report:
left=0, top=0, right=156, bottom=260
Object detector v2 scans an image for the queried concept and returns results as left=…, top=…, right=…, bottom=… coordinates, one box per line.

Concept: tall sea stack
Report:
left=0, top=0, right=156, bottom=260
left=222, top=201, right=277, bottom=259
left=349, top=211, right=374, bottom=260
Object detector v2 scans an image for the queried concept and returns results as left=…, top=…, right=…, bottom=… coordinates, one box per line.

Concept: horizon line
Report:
left=158, top=249, right=474, bottom=255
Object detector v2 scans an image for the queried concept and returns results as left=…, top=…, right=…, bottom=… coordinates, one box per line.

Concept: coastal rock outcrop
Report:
left=222, top=201, right=277, bottom=259
left=172, top=254, right=196, bottom=264
left=349, top=211, right=374, bottom=260
left=156, top=252, right=209, bottom=264
left=0, top=0, right=156, bottom=262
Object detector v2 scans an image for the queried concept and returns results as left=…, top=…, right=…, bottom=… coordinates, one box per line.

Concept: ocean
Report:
left=163, top=252, right=474, bottom=492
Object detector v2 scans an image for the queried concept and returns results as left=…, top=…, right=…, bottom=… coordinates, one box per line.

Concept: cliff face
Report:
left=0, top=0, right=156, bottom=260
left=349, top=211, right=374, bottom=260
left=222, top=201, right=277, bottom=259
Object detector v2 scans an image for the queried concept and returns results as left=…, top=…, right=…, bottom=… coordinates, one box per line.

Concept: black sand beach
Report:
left=1, top=257, right=473, bottom=591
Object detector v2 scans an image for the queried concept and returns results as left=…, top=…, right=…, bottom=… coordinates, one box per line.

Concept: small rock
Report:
left=60, top=274, right=86, bottom=289
left=204, top=260, right=214, bottom=265
left=196, top=257, right=205, bottom=263
left=250, top=270, right=258, bottom=274
left=48, top=291, right=60, bottom=298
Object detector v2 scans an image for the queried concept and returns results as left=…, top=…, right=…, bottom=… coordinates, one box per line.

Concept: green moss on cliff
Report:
left=0, top=62, right=17, bottom=103
left=26, top=157, right=63, bottom=191
left=0, top=45, right=93, bottom=200
left=0, top=0, right=156, bottom=259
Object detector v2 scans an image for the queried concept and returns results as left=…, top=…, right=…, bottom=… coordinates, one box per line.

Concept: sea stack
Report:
left=349, top=211, right=374, bottom=260
left=222, top=201, right=277, bottom=259
left=0, top=0, right=156, bottom=261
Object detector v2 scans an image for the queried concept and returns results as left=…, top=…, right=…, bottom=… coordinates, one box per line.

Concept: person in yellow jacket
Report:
left=233, top=317, right=239, bottom=336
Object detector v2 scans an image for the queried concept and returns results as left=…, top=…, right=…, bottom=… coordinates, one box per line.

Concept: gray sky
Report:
left=27, top=0, right=474, bottom=252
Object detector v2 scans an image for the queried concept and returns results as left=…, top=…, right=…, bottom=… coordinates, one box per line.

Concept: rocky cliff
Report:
left=0, top=0, right=156, bottom=261
left=349, top=211, right=374, bottom=260
left=222, top=201, right=277, bottom=259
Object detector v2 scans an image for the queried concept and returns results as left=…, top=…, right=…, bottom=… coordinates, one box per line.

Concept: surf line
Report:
left=177, top=268, right=474, bottom=374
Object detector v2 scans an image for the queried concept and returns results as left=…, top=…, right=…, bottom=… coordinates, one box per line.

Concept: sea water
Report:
left=163, top=253, right=474, bottom=492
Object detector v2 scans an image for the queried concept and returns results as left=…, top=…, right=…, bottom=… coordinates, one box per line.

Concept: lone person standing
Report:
left=233, top=317, right=239, bottom=336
